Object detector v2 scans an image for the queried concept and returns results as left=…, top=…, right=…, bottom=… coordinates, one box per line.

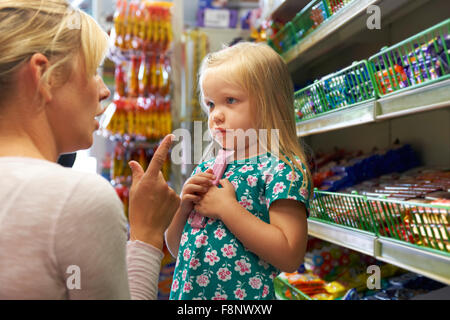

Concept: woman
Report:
left=0, top=0, right=180, bottom=299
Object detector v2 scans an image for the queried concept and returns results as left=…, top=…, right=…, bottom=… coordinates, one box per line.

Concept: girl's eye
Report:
left=207, top=101, right=215, bottom=109
left=226, top=97, right=236, bottom=104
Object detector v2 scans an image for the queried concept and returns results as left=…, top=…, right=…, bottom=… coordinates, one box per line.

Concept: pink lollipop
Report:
left=190, top=149, right=235, bottom=228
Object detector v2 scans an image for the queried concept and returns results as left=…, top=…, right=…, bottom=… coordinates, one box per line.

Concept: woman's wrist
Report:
left=130, top=230, right=164, bottom=250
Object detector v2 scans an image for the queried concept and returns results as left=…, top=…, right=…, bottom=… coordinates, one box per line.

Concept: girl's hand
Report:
left=180, top=168, right=216, bottom=215
left=194, top=179, right=237, bottom=220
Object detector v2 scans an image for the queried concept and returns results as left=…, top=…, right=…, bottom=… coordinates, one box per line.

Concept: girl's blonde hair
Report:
left=0, top=0, right=109, bottom=102
left=198, top=42, right=313, bottom=194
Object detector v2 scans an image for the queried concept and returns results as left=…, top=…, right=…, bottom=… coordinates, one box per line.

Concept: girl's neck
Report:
left=229, top=142, right=268, bottom=162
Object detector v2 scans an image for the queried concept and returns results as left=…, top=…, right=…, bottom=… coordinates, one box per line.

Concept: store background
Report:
left=70, top=0, right=449, bottom=300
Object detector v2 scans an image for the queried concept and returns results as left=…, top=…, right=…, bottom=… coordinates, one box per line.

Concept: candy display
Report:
left=312, top=143, right=420, bottom=192
left=107, top=96, right=172, bottom=140
left=106, top=0, right=174, bottom=220
left=294, top=61, right=376, bottom=121
left=344, top=167, right=450, bottom=201
left=275, top=238, right=447, bottom=300
left=293, top=19, right=449, bottom=123
left=267, top=0, right=355, bottom=55
left=114, top=53, right=171, bottom=99
left=185, top=29, right=209, bottom=121
left=324, top=0, right=354, bottom=15
left=308, top=143, right=450, bottom=252
left=268, top=21, right=296, bottom=55
left=305, top=237, right=379, bottom=282
left=290, top=0, right=328, bottom=42
left=311, top=188, right=449, bottom=252
left=369, top=19, right=450, bottom=96
left=109, top=0, right=173, bottom=140
left=114, top=0, right=173, bottom=53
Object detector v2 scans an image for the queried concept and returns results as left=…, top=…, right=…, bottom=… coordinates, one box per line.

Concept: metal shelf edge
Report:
left=307, top=219, right=450, bottom=285
left=296, top=101, right=376, bottom=137
left=297, top=81, right=450, bottom=137
left=376, top=79, right=450, bottom=120
left=375, top=237, right=450, bottom=285
left=284, top=0, right=378, bottom=65
left=307, top=219, right=376, bottom=256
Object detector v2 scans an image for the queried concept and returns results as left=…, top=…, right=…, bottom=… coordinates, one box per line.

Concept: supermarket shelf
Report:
left=284, top=0, right=429, bottom=73
left=296, top=100, right=376, bottom=137
left=375, top=78, right=450, bottom=120
left=375, top=238, right=450, bottom=285
left=266, top=0, right=310, bottom=24
left=308, top=219, right=376, bottom=256
left=296, top=80, right=450, bottom=137
left=308, top=219, right=450, bottom=285
left=197, top=27, right=251, bottom=52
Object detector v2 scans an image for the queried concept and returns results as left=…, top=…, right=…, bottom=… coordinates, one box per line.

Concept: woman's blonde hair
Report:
left=0, top=0, right=109, bottom=102
left=198, top=42, right=313, bottom=194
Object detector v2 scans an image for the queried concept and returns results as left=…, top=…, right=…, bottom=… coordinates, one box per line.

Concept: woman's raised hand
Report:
left=128, top=134, right=181, bottom=249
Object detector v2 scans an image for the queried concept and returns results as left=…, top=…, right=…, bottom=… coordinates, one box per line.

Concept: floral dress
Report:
left=169, top=153, right=311, bottom=300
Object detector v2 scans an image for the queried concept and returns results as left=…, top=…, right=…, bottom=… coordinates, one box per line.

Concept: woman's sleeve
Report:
left=126, top=240, right=164, bottom=300
left=53, top=173, right=163, bottom=300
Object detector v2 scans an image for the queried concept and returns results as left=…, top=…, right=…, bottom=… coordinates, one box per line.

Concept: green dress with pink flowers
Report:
left=169, top=153, right=311, bottom=300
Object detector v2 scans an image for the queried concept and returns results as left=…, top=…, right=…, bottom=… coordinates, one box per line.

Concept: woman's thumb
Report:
left=129, top=161, right=144, bottom=185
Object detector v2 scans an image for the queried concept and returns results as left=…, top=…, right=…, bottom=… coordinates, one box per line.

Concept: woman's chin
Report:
left=61, top=138, right=93, bottom=155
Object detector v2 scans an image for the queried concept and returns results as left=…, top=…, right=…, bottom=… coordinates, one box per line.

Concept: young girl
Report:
left=166, top=42, right=313, bottom=300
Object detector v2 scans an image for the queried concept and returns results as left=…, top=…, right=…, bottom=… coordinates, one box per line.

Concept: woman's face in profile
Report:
left=45, top=54, right=110, bottom=154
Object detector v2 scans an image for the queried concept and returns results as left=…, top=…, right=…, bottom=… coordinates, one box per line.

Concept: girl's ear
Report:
left=28, top=53, right=52, bottom=103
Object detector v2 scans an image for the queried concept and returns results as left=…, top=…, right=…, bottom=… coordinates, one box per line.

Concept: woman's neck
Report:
left=0, top=113, right=58, bottom=162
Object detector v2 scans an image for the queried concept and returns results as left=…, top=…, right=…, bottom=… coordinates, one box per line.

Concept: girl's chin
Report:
left=214, top=139, right=234, bottom=150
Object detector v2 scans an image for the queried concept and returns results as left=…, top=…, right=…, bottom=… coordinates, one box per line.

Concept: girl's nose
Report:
left=212, top=110, right=224, bottom=123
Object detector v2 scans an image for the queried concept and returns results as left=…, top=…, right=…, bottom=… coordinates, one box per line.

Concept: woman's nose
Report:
left=97, top=75, right=111, bottom=101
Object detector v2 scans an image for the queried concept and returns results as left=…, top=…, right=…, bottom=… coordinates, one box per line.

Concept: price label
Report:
left=204, top=9, right=230, bottom=28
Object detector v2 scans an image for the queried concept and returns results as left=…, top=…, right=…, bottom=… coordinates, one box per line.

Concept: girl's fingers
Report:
left=188, top=175, right=215, bottom=186
left=182, top=194, right=201, bottom=203
left=195, top=172, right=216, bottom=180
left=183, top=183, right=209, bottom=195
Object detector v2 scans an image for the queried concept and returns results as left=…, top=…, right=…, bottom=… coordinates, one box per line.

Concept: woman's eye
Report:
left=226, top=97, right=236, bottom=104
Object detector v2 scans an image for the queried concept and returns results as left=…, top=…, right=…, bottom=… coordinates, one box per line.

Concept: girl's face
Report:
left=46, top=54, right=110, bottom=154
left=202, top=69, right=255, bottom=152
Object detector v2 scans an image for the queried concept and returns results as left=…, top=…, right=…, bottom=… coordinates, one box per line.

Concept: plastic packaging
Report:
left=190, top=149, right=235, bottom=228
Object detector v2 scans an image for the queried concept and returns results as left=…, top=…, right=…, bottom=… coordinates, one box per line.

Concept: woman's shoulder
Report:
left=0, top=157, right=125, bottom=227
left=0, top=157, right=121, bottom=208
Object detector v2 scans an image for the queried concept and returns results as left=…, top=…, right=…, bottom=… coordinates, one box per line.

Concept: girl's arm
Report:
left=223, top=198, right=307, bottom=272
left=194, top=180, right=308, bottom=272
left=165, top=207, right=191, bottom=257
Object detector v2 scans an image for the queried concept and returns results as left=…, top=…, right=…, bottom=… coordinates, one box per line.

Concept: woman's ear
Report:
left=28, top=53, right=52, bottom=103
